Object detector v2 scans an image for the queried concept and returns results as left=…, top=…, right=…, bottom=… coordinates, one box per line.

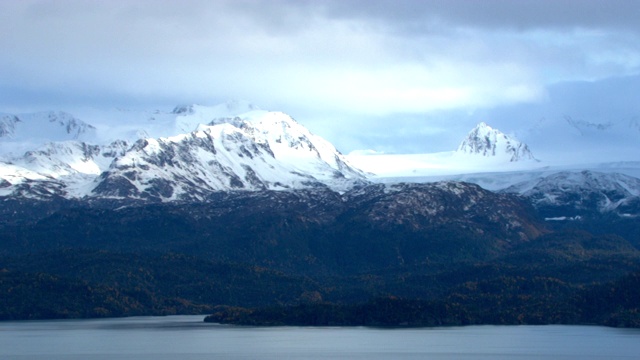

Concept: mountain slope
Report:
left=0, top=140, right=130, bottom=198
left=502, top=170, right=640, bottom=218
left=0, top=182, right=546, bottom=273
left=238, top=111, right=364, bottom=180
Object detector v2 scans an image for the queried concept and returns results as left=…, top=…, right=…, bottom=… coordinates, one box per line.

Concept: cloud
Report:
left=2, top=1, right=639, bottom=112
left=1, top=0, right=640, bottom=155
left=316, top=0, right=640, bottom=33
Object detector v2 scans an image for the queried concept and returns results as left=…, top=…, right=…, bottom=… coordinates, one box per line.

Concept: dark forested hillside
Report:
left=1, top=182, right=639, bottom=326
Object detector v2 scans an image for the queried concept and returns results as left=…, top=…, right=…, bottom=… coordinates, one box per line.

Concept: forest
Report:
left=1, top=185, right=639, bottom=327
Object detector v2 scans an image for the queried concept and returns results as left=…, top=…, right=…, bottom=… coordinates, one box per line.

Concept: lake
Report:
left=1, top=315, right=639, bottom=359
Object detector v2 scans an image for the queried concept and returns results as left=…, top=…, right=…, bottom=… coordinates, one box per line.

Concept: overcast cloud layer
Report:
left=1, top=0, right=639, bottom=157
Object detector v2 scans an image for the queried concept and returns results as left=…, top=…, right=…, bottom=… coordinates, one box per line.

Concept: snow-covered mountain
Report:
left=456, top=122, right=536, bottom=162
left=0, top=111, right=97, bottom=157
left=93, top=112, right=366, bottom=201
left=4, top=102, right=638, bottom=211
left=0, top=103, right=366, bottom=200
left=1, top=139, right=132, bottom=198
left=347, top=122, right=540, bottom=179
left=502, top=170, right=640, bottom=218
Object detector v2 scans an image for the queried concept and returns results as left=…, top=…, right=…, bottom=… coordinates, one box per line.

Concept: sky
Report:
left=1, top=0, right=640, bottom=159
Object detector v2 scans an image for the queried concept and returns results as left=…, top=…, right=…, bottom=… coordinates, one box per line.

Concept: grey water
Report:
left=1, top=315, right=639, bottom=359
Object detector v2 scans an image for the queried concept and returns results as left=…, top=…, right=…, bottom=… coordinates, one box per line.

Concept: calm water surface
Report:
left=1, top=315, right=639, bottom=359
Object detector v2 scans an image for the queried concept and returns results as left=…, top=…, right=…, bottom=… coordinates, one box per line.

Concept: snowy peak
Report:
left=241, top=111, right=325, bottom=159
left=457, top=122, right=536, bottom=162
left=92, top=120, right=366, bottom=201
left=238, top=111, right=363, bottom=178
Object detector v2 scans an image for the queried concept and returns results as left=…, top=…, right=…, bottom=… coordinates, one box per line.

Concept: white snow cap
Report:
left=457, top=122, right=536, bottom=162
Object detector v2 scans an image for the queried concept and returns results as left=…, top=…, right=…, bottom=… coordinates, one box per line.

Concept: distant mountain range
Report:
left=0, top=101, right=549, bottom=201
left=2, top=101, right=639, bottom=205
left=0, top=104, right=366, bottom=200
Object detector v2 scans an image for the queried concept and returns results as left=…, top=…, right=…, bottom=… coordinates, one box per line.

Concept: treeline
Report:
left=2, top=229, right=640, bottom=325
left=0, top=249, right=327, bottom=320
left=206, top=270, right=640, bottom=327
left=0, top=269, right=165, bottom=320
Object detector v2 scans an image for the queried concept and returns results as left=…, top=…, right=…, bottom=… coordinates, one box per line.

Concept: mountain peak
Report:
left=476, top=121, right=490, bottom=129
left=457, top=122, right=536, bottom=162
left=0, top=104, right=366, bottom=200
